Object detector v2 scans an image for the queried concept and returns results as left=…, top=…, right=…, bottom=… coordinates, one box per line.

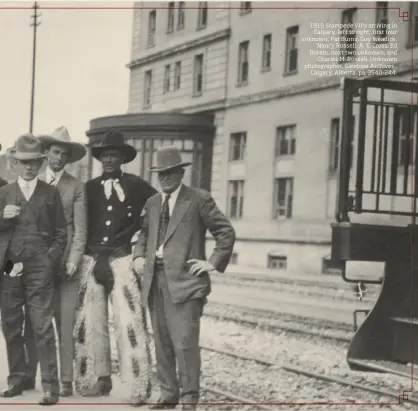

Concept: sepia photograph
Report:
left=0, top=0, right=417, bottom=409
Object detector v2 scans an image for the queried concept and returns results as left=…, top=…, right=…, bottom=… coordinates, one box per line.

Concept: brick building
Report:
left=86, top=1, right=418, bottom=273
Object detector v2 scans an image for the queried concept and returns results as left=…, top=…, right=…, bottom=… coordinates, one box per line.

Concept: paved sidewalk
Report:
left=0, top=333, right=157, bottom=410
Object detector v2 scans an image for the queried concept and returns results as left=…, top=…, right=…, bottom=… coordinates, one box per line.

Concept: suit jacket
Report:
left=0, top=180, right=67, bottom=272
left=39, top=171, right=87, bottom=267
left=0, top=178, right=8, bottom=188
left=133, top=184, right=236, bottom=304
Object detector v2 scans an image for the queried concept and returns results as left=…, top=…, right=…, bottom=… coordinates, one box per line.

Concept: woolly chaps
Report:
left=73, top=254, right=152, bottom=400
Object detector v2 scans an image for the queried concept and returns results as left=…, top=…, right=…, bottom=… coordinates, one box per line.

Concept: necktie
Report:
left=49, top=174, right=56, bottom=185
left=157, top=194, right=171, bottom=248
left=102, top=179, right=126, bottom=202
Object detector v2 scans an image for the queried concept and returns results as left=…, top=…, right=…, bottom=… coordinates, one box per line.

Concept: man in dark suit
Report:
left=73, top=130, right=156, bottom=403
left=133, top=145, right=236, bottom=410
left=24, top=126, right=88, bottom=396
left=0, top=134, right=67, bottom=405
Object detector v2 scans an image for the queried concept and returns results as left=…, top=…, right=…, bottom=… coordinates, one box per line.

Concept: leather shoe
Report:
left=60, top=382, right=73, bottom=397
left=83, top=377, right=112, bottom=397
left=39, top=391, right=59, bottom=406
left=0, top=384, right=23, bottom=398
left=23, top=378, right=35, bottom=390
left=149, top=400, right=178, bottom=410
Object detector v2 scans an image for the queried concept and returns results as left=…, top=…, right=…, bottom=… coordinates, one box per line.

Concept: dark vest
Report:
left=7, top=188, right=49, bottom=262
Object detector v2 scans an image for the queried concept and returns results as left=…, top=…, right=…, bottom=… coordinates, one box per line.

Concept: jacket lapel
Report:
left=30, top=180, right=50, bottom=218
left=56, top=171, right=71, bottom=200
left=164, top=185, right=192, bottom=244
left=150, top=194, right=162, bottom=235
left=7, top=182, right=18, bottom=204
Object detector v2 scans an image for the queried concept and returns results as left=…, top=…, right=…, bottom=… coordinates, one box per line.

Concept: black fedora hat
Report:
left=91, top=129, right=137, bottom=164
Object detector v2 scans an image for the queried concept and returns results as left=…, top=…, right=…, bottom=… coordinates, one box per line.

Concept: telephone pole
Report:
left=29, top=2, right=41, bottom=133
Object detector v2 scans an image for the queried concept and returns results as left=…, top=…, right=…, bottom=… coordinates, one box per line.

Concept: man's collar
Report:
left=46, top=166, right=64, bottom=181
left=18, top=176, right=38, bottom=187
left=163, top=183, right=182, bottom=202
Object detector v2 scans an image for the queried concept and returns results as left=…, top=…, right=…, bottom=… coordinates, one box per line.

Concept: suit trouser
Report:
left=149, top=261, right=204, bottom=403
left=25, top=271, right=80, bottom=383
left=0, top=253, right=59, bottom=393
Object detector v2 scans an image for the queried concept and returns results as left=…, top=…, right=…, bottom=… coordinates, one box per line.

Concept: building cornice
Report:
left=127, top=27, right=231, bottom=69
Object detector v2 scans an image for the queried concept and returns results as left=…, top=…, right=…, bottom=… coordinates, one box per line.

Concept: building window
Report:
left=167, top=2, right=175, bottom=33
left=177, top=1, right=185, bottom=29
left=375, top=2, right=388, bottom=41
left=275, top=125, right=296, bottom=157
left=163, top=64, right=171, bottom=94
left=409, top=2, right=418, bottom=46
left=237, top=41, right=249, bottom=86
left=229, top=132, right=247, bottom=161
left=228, top=180, right=244, bottom=219
left=144, top=70, right=152, bottom=107
left=148, top=10, right=156, bottom=48
left=268, top=255, right=287, bottom=270
left=262, top=34, right=272, bottom=70
left=274, top=178, right=293, bottom=219
left=329, top=118, right=340, bottom=172
left=230, top=252, right=238, bottom=265
left=174, top=61, right=181, bottom=90
left=340, top=9, right=356, bottom=62
left=240, top=2, right=252, bottom=14
left=285, top=26, right=298, bottom=74
left=193, top=54, right=204, bottom=95
left=197, top=2, right=208, bottom=29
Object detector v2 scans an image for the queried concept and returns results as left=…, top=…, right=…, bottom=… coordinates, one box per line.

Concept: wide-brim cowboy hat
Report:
left=91, top=129, right=137, bottom=164
left=8, top=134, right=47, bottom=161
left=150, top=145, right=191, bottom=173
left=38, top=126, right=86, bottom=163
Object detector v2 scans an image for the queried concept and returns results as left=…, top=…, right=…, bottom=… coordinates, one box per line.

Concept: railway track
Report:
left=204, top=301, right=353, bottom=344
left=199, top=343, right=416, bottom=408
left=145, top=329, right=413, bottom=409
left=214, top=272, right=380, bottom=304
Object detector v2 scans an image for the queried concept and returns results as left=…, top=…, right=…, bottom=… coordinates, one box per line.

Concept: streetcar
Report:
left=331, top=77, right=418, bottom=380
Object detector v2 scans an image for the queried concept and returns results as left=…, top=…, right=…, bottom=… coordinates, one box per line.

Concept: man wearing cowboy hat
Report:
left=133, top=145, right=236, bottom=410
left=0, top=134, right=67, bottom=405
left=23, top=126, right=88, bottom=397
left=73, top=129, right=156, bottom=403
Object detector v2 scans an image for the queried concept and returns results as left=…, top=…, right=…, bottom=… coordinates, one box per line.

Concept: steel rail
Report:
left=198, top=343, right=418, bottom=407
left=147, top=330, right=410, bottom=407
left=204, top=302, right=352, bottom=343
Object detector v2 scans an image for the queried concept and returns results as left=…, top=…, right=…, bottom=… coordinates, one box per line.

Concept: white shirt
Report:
left=155, top=183, right=182, bottom=258
left=46, top=167, right=64, bottom=186
left=18, top=177, right=38, bottom=201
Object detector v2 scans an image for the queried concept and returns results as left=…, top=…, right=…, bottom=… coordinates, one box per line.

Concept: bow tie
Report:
left=101, top=178, right=125, bottom=202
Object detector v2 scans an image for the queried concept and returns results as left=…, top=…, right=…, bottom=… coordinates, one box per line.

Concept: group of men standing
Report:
left=0, top=128, right=236, bottom=409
